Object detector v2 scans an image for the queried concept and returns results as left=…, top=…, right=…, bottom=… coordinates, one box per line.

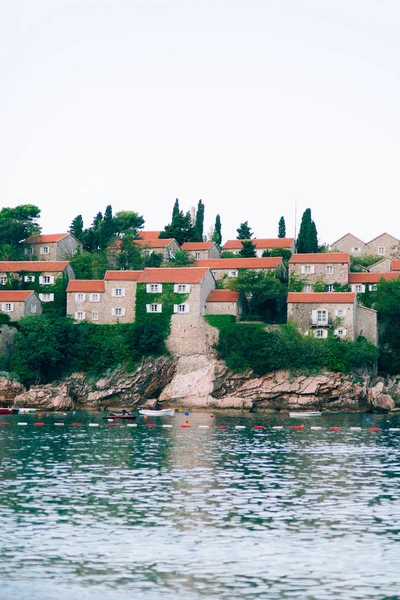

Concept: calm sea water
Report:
left=1, top=411, right=400, bottom=600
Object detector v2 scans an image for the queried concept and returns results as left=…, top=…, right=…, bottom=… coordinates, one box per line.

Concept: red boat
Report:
left=0, top=407, right=19, bottom=415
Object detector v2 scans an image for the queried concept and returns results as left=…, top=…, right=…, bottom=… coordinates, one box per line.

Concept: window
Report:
left=303, top=284, right=312, bottom=292
left=369, top=284, right=377, bottom=291
left=39, top=293, right=54, bottom=302
left=317, top=310, right=328, bottom=324
left=3, top=303, right=13, bottom=312
left=39, top=275, right=54, bottom=285
left=301, top=265, right=315, bottom=274
left=146, top=304, right=162, bottom=313
left=30, top=304, right=37, bottom=314
left=92, top=311, right=99, bottom=321
left=314, top=329, right=328, bottom=339
left=112, top=288, right=125, bottom=297
left=174, top=284, right=190, bottom=293
left=113, top=307, right=126, bottom=317
left=0, top=275, right=7, bottom=285
left=76, top=293, right=86, bottom=302
left=90, top=293, right=100, bottom=302
left=143, top=249, right=153, bottom=257
left=146, top=284, right=162, bottom=293
left=195, top=252, right=201, bottom=260
left=167, top=250, right=175, bottom=259
left=174, top=303, right=189, bottom=313
left=351, top=247, right=361, bottom=253
left=327, top=285, right=333, bottom=292
left=378, top=247, right=385, bottom=255
left=24, top=275, right=35, bottom=283
left=334, top=328, right=347, bottom=337
left=228, top=270, right=238, bottom=278
left=40, top=246, right=49, bottom=255
left=24, top=247, right=33, bottom=255
left=335, top=309, right=344, bottom=317
left=326, top=265, right=333, bottom=274
left=75, top=311, right=85, bottom=320
left=355, top=284, right=365, bottom=293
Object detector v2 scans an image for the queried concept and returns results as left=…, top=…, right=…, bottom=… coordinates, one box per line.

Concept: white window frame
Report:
left=0, top=275, right=7, bottom=285
left=39, top=293, right=55, bottom=302
left=39, top=275, right=54, bottom=285
left=301, top=265, right=315, bottom=274
left=92, top=311, right=99, bottom=321
left=24, top=247, right=33, bottom=255
left=354, top=284, right=365, bottom=293
left=351, top=247, right=361, bottom=253
left=75, top=311, right=85, bottom=320
left=112, top=307, right=126, bottom=317
left=146, top=303, right=162, bottom=313
left=142, top=249, right=153, bottom=257
left=378, top=246, right=385, bottom=256
left=89, top=293, right=100, bottom=302
left=314, top=329, right=328, bottom=339
left=195, top=252, right=201, bottom=260
left=146, top=283, right=162, bottom=293
left=173, top=303, right=190, bottom=314
left=334, top=328, right=347, bottom=337
left=174, top=284, right=190, bottom=293
left=40, top=246, right=50, bottom=255
left=75, top=293, right=86, bottom=302
left=303, top=284, right=312, bottom=292
left=228, top=270, right=238, bottom=278
left=30, top=304, right=37, bottom=314
left=335, top=309, right=344, bottom=317
left=2, top=303, right=13, bottom=312
left=24, top=275, right=35, bottom=283
left=326, top=265, right=333, bottom=274
left=112, top=288, right=125, bottom=297
left=327, top=284, right=333, bottom=292
left=369, top=284, right=377, bottom=291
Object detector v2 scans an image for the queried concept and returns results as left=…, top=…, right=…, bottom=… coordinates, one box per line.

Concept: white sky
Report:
left=1, top=0, right=400, bottom=245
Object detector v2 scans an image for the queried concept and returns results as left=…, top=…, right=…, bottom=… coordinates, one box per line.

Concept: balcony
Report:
left=310, top=316, right=332, bottom=327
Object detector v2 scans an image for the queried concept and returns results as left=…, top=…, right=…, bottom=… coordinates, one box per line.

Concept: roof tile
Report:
left=348, top=273, right=400, bottom=283
left=104, top=270, right=143, bottom=281
left=288, top=292, right=356, bottom=303
left=182, top=242, right=215, bottom=250
left=138, top=267, right=210, bottom=284
left=25, top=233, right=69, bottom=243
left=196, top=258, right=281, bottom=269
left=207, top=290, right=240, bottom=302
left=223, top=238, right=294, bottom=250
left=0, top=290, right=34, bottom=302
left=0, top=261, right=70, bottom=272
left=289, top=253, right=350, bottom=264
left=67, top=280, right=105, bottom=292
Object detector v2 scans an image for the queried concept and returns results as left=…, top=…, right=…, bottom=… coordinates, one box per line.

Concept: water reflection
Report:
left=1, top=411, right=400, bottom=599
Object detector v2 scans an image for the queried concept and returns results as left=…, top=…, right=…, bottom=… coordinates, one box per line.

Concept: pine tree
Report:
left=192, top=199, right=205, bottom=242
left=239, top=240, right=257, bottom=257
left=172, top=199, right=180, bottom=220
left=236, top=221, right=253, bottom=240
left=296, top=208, right=318, bottom=253
left=212, top=214, right=222, bottom=246
left=69, top=215, right=84, bottom=242
left=159, top=202, right=193, bottom=246
left=99, top=205, right=114, bottom=249
left=278, top=216, right=286, bottom=238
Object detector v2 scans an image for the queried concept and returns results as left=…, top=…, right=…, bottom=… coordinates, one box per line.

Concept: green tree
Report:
left=112, top=210, right=144, bottom=238
left=160, top=199, right=193, bottom=245
left=0, top=205, right=41, bottom=248
left=296, top=208, right=318, bottom=253
left=212, top=214, right=222, bottom=246
left=262, top=248, right=292, bottom=262
left=0, top=243, right=21, bottom=260
left=168, top=250, right=195, bottom=266
left=99, top=205, right=115, bottom=249
left=70, top=251, right=109, bottom=279
left=192, top=199, right=205, bottom=242
left=278, top=216, right=286, bottom=238
left=230, top=270, right=287, bottom=323
left=239, top=240, right=257, bottom=258
left=236, top=221, right=253, bottom=239
left=172, top=198, right=180, bottom=220
left=69, top=215, right=84, bottom=242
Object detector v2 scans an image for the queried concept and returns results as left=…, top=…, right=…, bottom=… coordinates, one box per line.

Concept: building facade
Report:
left=24, top=233, right=82, bottom=261
left=222, top=238, right=295, bottom=257
left=196, top=257, right=287, bottom=281
left=0, top=291, right=42, bottom=320
left=288, top=253, right=350, bottom=290
left=181, top=242, right=221, bottom=260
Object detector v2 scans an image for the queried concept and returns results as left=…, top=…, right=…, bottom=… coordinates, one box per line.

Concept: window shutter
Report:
left=146, top=304, right=151, bottom=313
left=121, top=308, right=126, bottom=316
left=121, top=288, right=125, bottom=297
left=301, top=266, right=305, bottom=274
left=185, top=284, right=190, bottom=293
left=49, top=276, right=55, bottom=284
left=311, top=265, right=315, bottom=274
left=74, top=312, right=78, bottom=319
left=184, top=304, right=190, bottom=313
left=39, top=276, right=44, bottom=284
left=173, top=285, right=178, bottom=293
left=112, top=289, right=116, bottom=297
left=157, top=304, right=162, bottom=313
left=322, top=330, right=328, bottom=339
left=146, top=284, right=152, bottom=293
left=311, top=310, right=317, bottom=322
left=173, top=305, right=178, bottom=313
left=111, top=308, right=116, bottom=316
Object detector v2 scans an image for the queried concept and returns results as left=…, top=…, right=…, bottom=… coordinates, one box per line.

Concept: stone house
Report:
left=287, top=292, right=378, bottom=345
left=103, top=270, right=143, bottom=324
left=222, top=238, right=295, bottom=257
left=206, top=289, right=246, bottom=320
left=196, top=257, right=287, bottom=281
left=288, top=253, right=350, bottom=290
left=110, top=238, right=180, bottom=264
left=330, top=232, right=399, bottom=258
left=24, top=233, right=82, bottom=261
left=0, top=290, right=42, bottom=320
left=181, top=242, right=221, bottom=260
left=348, top=272, right=400, bottom=294
left=66, top=280, right=106, bottom=323
left=0, top=261, right=75, bottom=307
left=367, top=258, right=392, bottom=273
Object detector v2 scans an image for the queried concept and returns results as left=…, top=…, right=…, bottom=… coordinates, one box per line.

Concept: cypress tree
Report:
left=239, top=240, right=257, bottom=257
left=193, top=199, right=205, bottom=242
left=99, top=205, right=114, bottom=249
left=69, top=215, right=84, bottom=242
left=236, top=221, right=253, bottom=240
left=212, top=214, right=222, bottom=246
left=172, top=199, right=180, bottom=220
left=297, top=208, right=318, bottom=253
left=278, top=216, right=286, bottom=238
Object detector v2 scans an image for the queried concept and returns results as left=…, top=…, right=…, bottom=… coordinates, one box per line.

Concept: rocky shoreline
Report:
left=1, top=355, right=399, bottom=413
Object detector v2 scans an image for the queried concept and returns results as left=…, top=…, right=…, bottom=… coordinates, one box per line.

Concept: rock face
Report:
left=0, top=375, right=25, bottom=403
left=14, top=385, right=73, bottom=411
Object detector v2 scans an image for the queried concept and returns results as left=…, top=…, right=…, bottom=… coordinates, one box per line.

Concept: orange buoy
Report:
left=108, top=423, right=118, bottom=427
left=34, top=422, right=45, bottom=427
left=145, top=423, right=156, bottom=427
left=291, top=424, right=304, bottom=430
left=218, top=425, right=228, bottom=429
left=181, top=425, right=191, bottom=428
left=254, top=425, right=265, bottom=429
left=72, top=423, right=81, bottom=427
left=369, top=427, right=381, bottom=431
left=330, top=427, right=341, bottom=431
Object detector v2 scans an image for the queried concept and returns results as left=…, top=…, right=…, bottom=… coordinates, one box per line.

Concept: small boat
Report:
left=17, top=408, right=37, bottom=414
left=0, top=407, right=19, bottom=415
left=289, top=411, right=322, bottom=418
left=139, top=408, right=175, bottom=417
left=104, top=411, right=136, bottom=420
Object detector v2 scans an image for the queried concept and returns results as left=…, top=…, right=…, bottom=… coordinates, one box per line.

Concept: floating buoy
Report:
left=145, top=423, right=156, bottom=427
left=184, top=411, right=189, bottom=416
left=17, top=422, right=28, bottom=426
left=350, top=427, right=362, bottom=431
left=235, top=425, right=246, bottom=429
left=330, top=427, right=341, bottom=431
left=88, top=423, right=99, bottom=427
left=38, top=413, right=42, bottom=418
left=127, top=423, right=137, bottom=427
left=218, top=425, right=228, bottom=429
left=254, top=425, right=265, bottom=429
left=108, top=423, right=118, bottom=427
left=366, top=417, right=371, bottom=422
left=72, top=423, right=81, bottom=427
left=369, top=427, right=381, bottom=431
left=310, top=426, right=322, bottom=430
left=181, top=425, right=191, bottom=428
left=291, top=424, right=304, bottom=430
left=199, top=425, right=209, bottom=428
left=272, top=426, right=283, bottom=430
left=34, top=423, right=44, bottom=427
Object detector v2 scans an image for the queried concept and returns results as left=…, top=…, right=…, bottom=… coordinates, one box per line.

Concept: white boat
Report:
left=138, top=408, right=175, bottom=417
left=289, top=411, right=322, bottom=418
left=17, top=408, right=37, bottom=414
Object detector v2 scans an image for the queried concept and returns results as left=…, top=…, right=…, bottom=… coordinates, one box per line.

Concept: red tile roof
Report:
left=392, top=260, right=400, bottom=271
left=138, top=267, right=211, bottom=284
left=111, top=238, right=175, bottom=249
left=207, top=290, right=240, bottom=302
left=223, top=238, right=294, bottom=250
left=348, top=273, right=400, bottom=283
left=67, top=280, right=105, bottom=292
left=196, top=258, right=281, bottom=269
left=182, top=242, right=215, bottom=250
left=0, top=290, right=35, bottom=302
left=289, top=253, right=350, bottom=264
left=288, top=292, right=356, bottom=303
left=104, top=270, right=143, bottom=281
left=0, top=261, right=70, bottom=272
left=25, top=233, right=69, bottom=243
left=137, top=231, right=161, bottom=240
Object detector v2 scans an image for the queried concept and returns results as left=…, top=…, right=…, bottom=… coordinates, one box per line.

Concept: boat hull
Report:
left=289, top=412, right=322, bottom=418
left=139, top=409, right=175, bottom=417
left=0, top=407, right=19, bottom=415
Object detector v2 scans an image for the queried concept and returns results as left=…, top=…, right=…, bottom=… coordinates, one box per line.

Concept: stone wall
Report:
left=289, top=262, right=349, bottom=285
left=356, top=304, right=378, bottom=346
left=368, top=258, right=392, bottom=273
left=206, top=301, right=238, bottom=318
left=288, top=300, right=356, bottom=339
left=366, top=233, right=399, bottom=258
left=330, top=234, right=366, bottom=254
left=57, top=236, right=82, bottom=260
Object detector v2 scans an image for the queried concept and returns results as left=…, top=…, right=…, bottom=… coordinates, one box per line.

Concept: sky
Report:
left=1, top=0, right=400, bottom=245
